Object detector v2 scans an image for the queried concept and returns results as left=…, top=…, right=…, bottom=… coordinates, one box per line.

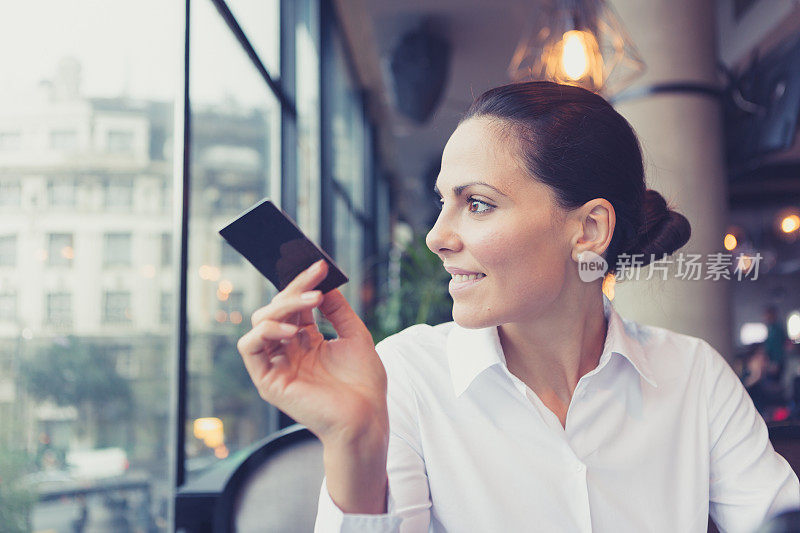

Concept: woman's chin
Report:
left=451, top=306, right=498, bottom=330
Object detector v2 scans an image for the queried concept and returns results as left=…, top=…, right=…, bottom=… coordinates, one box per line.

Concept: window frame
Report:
left=172, top=1, right=385, bottom=515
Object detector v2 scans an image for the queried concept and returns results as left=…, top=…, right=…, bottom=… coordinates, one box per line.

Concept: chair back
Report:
left=768, top=421, right=800, bottom=475
left=216, top=424, right=324, bottom=532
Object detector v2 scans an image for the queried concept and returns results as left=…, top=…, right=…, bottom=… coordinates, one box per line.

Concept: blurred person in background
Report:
left=765, top=305, right=790, bottom=382
left=742, top=343, right=786, bottom=419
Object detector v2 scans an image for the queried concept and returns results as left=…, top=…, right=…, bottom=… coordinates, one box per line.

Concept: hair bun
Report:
left=625, top=189, right=691, bottom=264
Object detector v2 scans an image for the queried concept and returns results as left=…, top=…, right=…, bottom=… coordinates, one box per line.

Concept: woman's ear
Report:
left=570, top=199, right=615, bottom=261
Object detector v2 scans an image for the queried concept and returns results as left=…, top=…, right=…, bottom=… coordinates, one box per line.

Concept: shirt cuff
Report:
left=314, top=476, right=402, bottom=533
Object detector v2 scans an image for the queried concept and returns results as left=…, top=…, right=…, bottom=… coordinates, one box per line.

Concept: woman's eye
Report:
left=467, top=197, right=493, bottom=214
left=437, top=196, right=494, bottom=214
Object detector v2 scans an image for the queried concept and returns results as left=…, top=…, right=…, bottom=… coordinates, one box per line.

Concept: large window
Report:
left=324, top=17, right=373, bottom=317
left=0, top=1, right=178, bottom=530
left=295, top=0, right=322, bottom=243
left=185, top=0, right=281, bottom=481
left=1, top=0, right=387, bottom=530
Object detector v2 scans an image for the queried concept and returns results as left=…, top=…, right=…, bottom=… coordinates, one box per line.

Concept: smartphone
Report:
left=218, top=198, right=348, bottom=294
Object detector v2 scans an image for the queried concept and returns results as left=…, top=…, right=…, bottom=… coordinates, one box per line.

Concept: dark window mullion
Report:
left=208, top=0, right=297, bottom=117
left=320, top=0, right=334, bottom=256
left=280, top=0, right=298, bottom=218
left=173, top=0, right=192, bottom=501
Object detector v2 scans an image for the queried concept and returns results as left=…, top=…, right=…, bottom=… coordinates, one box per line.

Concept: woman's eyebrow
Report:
left=433, top=181, right=507, bottom=197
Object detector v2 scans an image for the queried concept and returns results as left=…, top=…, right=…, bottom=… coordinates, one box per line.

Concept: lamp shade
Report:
left=508, top=0, right=646, bottom=96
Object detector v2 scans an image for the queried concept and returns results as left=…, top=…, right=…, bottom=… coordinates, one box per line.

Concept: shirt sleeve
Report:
left=314, top=339, right=432, bottom=533
left=704, top=340, right=800, bottom=532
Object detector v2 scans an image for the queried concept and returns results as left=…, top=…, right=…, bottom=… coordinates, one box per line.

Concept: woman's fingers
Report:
left=251, top=290, right=323, bottom=328
left=317, top=288, right=369, bottom=340
left=237, top=319, right=299, bottom=356
left=237, top=319, right=302, bottom=390
left=283, top=258, right=329, bottom=294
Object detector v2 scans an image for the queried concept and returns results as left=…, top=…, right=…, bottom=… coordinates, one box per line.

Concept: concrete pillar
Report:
left=608, top=0, right=733, bottom=358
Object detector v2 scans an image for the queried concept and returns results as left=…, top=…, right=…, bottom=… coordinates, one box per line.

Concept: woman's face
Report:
left=426, top=117, right=574, bottom=329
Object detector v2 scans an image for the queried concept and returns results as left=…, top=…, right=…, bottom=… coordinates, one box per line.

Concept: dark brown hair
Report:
left=462, top=81, right=691, bottom=278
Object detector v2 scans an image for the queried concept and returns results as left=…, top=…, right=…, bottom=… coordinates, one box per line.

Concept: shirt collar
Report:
left=446, top=293, right=659, bottom=397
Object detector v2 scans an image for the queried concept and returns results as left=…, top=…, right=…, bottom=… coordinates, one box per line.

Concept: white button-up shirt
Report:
left=314, top=295, right=800, bottom=532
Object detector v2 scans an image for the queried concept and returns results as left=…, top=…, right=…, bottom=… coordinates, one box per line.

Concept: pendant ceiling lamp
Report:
left=507, top=0, right=646, bottom=96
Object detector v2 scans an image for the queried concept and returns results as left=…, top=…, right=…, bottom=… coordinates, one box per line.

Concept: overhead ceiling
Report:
left=333, top=0, right=800, bottom=231
left=334, top=0, right=539, bottom=230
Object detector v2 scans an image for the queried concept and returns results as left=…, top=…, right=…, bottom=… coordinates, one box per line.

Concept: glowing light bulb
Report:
left=561, top=30, right=590, bottom=80
left=787, top=311, right=800, bottom=342
left=193, top=417, right=222, bottom=439
left=218, top=280, right=233, bottom=294
left=781, top=214, right=800, bottom=233
left=723, top=233, right=737, bottom=251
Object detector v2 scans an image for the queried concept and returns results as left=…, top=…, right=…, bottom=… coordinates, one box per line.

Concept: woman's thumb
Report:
left=318, top=289, right=367, bottom=339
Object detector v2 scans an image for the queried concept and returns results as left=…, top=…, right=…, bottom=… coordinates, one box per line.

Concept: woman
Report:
left=236, top=81, right=800, bottom=532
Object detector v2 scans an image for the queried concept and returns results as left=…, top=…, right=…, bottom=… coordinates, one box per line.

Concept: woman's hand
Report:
left=237, top=259, right=389, bottom=446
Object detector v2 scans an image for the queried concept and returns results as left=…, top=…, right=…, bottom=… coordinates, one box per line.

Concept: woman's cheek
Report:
left=469, top=230, right=512, bottom=266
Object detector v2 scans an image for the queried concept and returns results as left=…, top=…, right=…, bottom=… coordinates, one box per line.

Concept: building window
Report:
left=161, top=181, right=171, bottom=213
left=104, top=233, right=132, bottom=267
left=160, top=291, right=173, bottom=324
left=114, top=346, right=138, bottom=378
left=0, top=235, right=16, bottom=267
left=0, top=292, right=15, bottom=321
left=2, top=0, right=178, bottom=525
left=0, top=131, right=21, bottom=150
left=161, top=233, right=172, bottom=267
left=220, top=241, right=241, bottom=265
left=47, top=233, right=74, bottom=267
left=107, top=130, right=135, bottom=153
left=103, top=291, right=132, bottom=324
left=45, top=292, right=72, bottom=327
left=105, top=179, right=133, bottom=210
left=0, top=180, right=21, bottom=207
left=50, top=130, right=78, bottom=151
left=48, top=179, right=76, bottom=207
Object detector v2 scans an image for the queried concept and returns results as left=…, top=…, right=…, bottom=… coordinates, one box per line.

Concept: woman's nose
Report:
left=426, top=212, right=461, bottom=255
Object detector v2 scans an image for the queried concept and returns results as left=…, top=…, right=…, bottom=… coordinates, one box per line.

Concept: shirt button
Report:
left=576, top=463, right=585, bottom=472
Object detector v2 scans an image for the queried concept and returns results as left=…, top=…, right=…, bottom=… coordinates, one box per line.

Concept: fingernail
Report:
left=312, top=259, right=325, bottom=272
left=300, top=290, right=320, bottom=302
left=279, top=323, right=298, bottom=334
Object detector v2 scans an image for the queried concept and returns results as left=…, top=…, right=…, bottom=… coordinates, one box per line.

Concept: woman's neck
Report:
left=497, top=291, right=608, bottom=407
